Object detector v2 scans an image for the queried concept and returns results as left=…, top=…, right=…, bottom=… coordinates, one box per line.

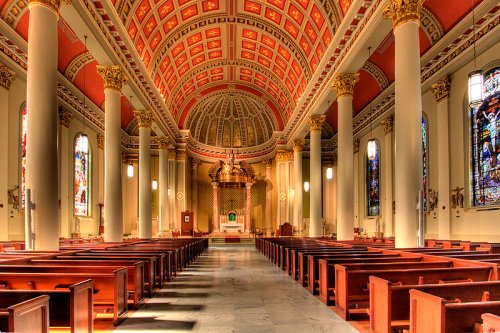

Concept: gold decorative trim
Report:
left=0, top=63, right=15, bottom=90
left=191, top=158, right=200, bottom=169
left=97, top=133, right=104, bottom=150
left=263, top=159, right=273, bottom=168
left=64, top=51, right=94, bottom=82
left=96, top=65, right=128, bottom=92
left=431, top=75, right=451, bottom=102
left=308, top=115, right=326, bottom=132
left=134, top=110, right=153, bottom=128
left=381, top=115, right=394, bottom=134
left=383, top=0, right=425, bottom=29
left=275, top=150, right=293, bottom=163
left=292, top=138, right=306, bottom=152
left=176, top=150, right=187, bottom=161
left=58, top=107, right=72, bottom=128
left=28, top=0, right=70, bottom=15
left=332, top=73, right=360, bottom=97
left=168, top=149, right=177, bottom=159
left=353, top=138, right=360, bottom=154
left=158, top=136, right=170, bottom=150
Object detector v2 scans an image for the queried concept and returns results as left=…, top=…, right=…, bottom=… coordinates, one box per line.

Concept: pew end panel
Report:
left=0, top=294, right=50, bottom=333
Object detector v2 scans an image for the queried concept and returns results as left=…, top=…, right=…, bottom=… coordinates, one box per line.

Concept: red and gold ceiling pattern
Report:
left=117, top=0, right=340, bottom=146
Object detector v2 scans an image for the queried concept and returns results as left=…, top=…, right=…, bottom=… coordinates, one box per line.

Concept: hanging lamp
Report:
left=366, top=47, right=377, bottom=161
left=468, top=0, right=483, bottom=108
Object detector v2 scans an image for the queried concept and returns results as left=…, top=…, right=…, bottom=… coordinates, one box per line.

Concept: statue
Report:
left=451, top=186, right=464, bottom=208
left=428, top=189, right=438, bottom=211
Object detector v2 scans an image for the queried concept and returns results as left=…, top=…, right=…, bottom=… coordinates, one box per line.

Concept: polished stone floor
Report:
left=114, top=245, right=360, bottom=333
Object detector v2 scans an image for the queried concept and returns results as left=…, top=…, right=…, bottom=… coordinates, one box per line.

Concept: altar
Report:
left=220, top=210, right=244, bottom=232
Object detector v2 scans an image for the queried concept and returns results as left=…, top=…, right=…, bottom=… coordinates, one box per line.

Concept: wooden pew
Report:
left=0, top=279, right=93, bottom=333
left=1, top=263, right=144, bottom=309
left=369, top=277, right=500, bottom=333
left=409, top=289, right=500, bottom=333
left=335, top=266, right=493, bottom=320
left=0, top=269, right=127, bottom=325
left=0, top=294, right=49, bottom=333
left=482, top=313, right=500, bottom=332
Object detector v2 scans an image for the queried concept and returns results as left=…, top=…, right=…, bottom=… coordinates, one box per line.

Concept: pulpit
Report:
left=181, top=211, right=194, bottom=236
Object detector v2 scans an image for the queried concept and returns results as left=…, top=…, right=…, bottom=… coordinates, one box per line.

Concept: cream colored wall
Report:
left=122, top=161, right=138, bottom=235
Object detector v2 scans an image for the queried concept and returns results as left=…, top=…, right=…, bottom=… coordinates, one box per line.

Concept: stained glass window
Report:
left=422, top=116, right=428, bottom=210
left=74, top=134, right=90, bottom=216
left=21, top=106, right=27, bottom=208
left=471, top=67, right=500, bottom=207
left=367, top=141, right=380, bottom=216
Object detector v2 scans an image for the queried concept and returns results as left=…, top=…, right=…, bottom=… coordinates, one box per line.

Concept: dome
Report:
left=186, top=92, right=277, bottom=148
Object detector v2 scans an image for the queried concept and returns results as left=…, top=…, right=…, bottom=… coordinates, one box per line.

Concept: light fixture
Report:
left=81, top=135, right=89, bottom=154
left=304, top=181, right=310, bottom=192
left=81, top=36, right=88, bottom=153
left=167, top=187, right=171, bottom=196
left=127, top=162, right=134, bottom=179
left=468, top=0, right=483, bottom=108
left=366, top=46, right=377, bottom=161
left=152, top=156, right=158, bottom=191
left=326, top=167, right=333, bottom=180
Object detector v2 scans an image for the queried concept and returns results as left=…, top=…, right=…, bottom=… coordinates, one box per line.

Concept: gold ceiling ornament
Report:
left=381, top=115, right=394, bottom=135
left=292, top=138, right=306, bottom=152
left=431, top=75, right=451, bottom=102
left=58, top=107, right=72, bottom=128
left=96, top=65, right=128, bottom=92
left=308, top=114, right=326, bottom=132
left=0, top=62, right=15, bottom=90
left=97, top=133, right=104, bottom=150
left=134, top=110, right=153, bottom=128
left=332, top=73, right=360, bottom=97
left=158, top=136, right=170, bottom=150
left=353, top=138, right=360, bottom=154
left=383, top=0, right=426, bottom=29
left=28, top=0, right=71, bottom=15
left=275, top=150, right=293, bottom=162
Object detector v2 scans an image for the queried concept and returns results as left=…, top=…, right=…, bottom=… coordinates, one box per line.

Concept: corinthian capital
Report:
left=28, top=0, right=71, bottom=15
left=383, top=0, right=425, bottom=29
left=431, top=76, right=451, bottom=102
left=58, top=107, right=72, bottom=128
left=134, top=110, right=153, bottom=128
left=96, top=65, right=128, bottom=92
left=381, top=115, right=394, bottom=134
left=292, top=138, right=306, bottom=152
left=0, top=63, right=15, bottom=90
left=332, top=73, right=360, bottom=97
left=158, top=136, right=170, bottom=150
left=308, top=115, right=326, bottom=132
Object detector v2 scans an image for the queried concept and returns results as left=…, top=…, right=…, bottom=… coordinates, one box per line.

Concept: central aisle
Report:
left=115, top=245, right=360, bottom=333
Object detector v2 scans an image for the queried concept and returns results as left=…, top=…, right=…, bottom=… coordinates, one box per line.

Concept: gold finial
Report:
left=96, top=65, right=128, bottom=92
left=332, top=73, right=360, bottom=97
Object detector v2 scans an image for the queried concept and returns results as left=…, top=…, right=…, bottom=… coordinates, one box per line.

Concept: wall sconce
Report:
left=127, top=163, right=134, bottom=179
left=152, top=179, right=158, bottom=191
left=367, top=139, right=377, bottom=161
left=326, top=167, right=333, bottom=180
left=304, top=181, right=310, bottom=192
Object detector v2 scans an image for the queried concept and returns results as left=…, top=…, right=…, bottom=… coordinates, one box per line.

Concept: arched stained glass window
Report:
left=471, top=67, right=500, bottom=207
left=21, top=106, right=27, bottom=208
left=422, top=116, right=428, bottom=210
left=367, top=141, right=380, bottom=216
left=74, top=134, right=90, bottom=216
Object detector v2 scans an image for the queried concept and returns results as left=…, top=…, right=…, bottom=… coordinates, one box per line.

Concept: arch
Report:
left=366, top=139, right=381, bottom=217
left=74, top=133, right=91, bottom=216
left=470, top=66, right=500, bottom=207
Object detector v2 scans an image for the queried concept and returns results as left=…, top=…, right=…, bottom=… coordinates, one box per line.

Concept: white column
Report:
left=168, top=149, right=177, bottom=230
left=59, top=108, right=72, bottom=238
left=245, top=183, right=252, bottom=232
left=381, top=116, right=394, bottom=237
left=175, top=150, right=187, bottom=231
left=0, top=64, right=15, bottom=241
left=275, top=151, right=292, bottom=226
left=135, top=110, right=153, bottom=239
left=384, top=0, right=424, bottom=247
left=212, top=182, right=219, bottom=232
left=432, top=76, right=451, bottom=239
left=191, top=158, right=199, bottom=232
left=97, top=65, right=127, bottom=242
left=26, top=0, right=63, bottom=250
left=264, top=159, right=273, bottom=236
left=308, top=115, right=325, bottom=237
left=292, top=139, right=304, bottom=234
left=158, top=137, right=169, bottom=235
left=332, top=73, right=359, bottom=240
